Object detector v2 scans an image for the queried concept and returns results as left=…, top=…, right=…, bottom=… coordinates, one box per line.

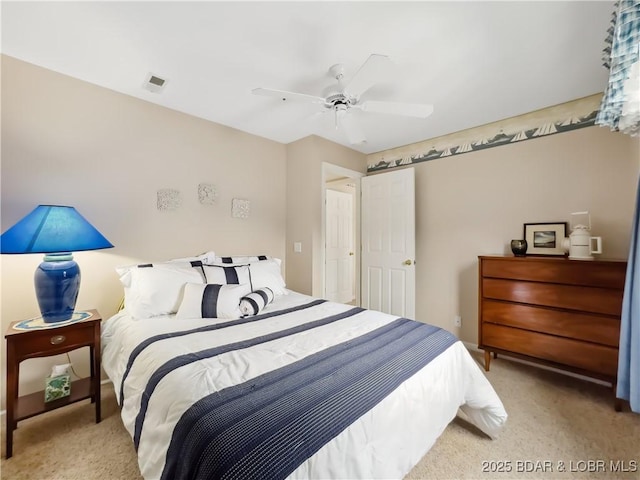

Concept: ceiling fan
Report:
left=252, top=54, right=434, bottom=145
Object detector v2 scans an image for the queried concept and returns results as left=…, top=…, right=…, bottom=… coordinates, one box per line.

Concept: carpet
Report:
left=2, top=350, right=638, bottom=479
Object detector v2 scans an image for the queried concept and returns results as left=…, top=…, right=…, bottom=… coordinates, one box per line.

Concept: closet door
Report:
left=361, top=167, right=415, bottom=318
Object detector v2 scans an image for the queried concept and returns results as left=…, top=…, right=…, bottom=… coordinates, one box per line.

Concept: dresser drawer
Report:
left=481, top=300, right=620, bottom=347
left=483, top=278, right=623, bottom=316
left=10, top=324, right=95, bottom=359
left=482, top=323, right=618, bottom=377
left=481, top=258, right=627, bottom=288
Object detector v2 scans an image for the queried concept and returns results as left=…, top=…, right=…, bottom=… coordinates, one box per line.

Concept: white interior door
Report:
left=361, top=168, right=415, bottom=318
left=325, top=189, right=355, bottom=303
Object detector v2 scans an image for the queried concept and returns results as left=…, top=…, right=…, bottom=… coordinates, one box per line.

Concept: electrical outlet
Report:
left=454, top=315, right=462, bottom=327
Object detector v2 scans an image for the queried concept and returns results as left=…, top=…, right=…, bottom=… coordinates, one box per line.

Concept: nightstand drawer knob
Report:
left=50, top=335, right=66, bottom=345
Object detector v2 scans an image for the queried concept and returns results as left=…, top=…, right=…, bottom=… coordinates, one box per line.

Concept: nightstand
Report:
left=4, top=310, right=102, bottom=458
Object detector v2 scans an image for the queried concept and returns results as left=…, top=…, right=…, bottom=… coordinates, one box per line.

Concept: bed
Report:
left=102, top=254, right=507, bottom=480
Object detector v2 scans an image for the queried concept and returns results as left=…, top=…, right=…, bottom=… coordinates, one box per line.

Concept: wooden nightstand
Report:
left=4, top=310, right=102, bottom=458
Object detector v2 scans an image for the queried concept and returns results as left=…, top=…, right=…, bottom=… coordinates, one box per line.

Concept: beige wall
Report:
left=2, top=53, right=639, bottom=411
left=369, top=126, right=640, bottom=343
left=0, top=55, right=287, bottom=403
left=285, top=136, right=366, bottom=297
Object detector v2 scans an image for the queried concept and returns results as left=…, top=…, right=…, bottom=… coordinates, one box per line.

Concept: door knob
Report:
left=349, top=252, right=354, bottom=256
left=403, top=259, right=413, bottom=266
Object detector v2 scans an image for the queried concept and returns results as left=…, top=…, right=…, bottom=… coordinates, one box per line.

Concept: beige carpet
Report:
left=2, top=351, right=638, bottom=480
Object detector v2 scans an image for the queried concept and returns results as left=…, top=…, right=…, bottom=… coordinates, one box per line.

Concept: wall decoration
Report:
left=198, top=183, right=217, bottom=205
left=231, top=198, right=250, bottom=219
left=157, top=188, right=182, bottom=211
left=523, top=222, right=568, bottom=256
left=366, top=94, right=602, bottom=172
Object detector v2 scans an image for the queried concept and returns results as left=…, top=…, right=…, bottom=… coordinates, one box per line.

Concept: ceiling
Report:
left=1, top=1, right=614, bottom=154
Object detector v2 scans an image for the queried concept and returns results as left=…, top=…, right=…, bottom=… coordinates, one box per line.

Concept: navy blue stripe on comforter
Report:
left=133, top=306, right=364, bottom=449
left=160, top=319, right=457, bottom=480
left=119, top=299, right=326, bottom=403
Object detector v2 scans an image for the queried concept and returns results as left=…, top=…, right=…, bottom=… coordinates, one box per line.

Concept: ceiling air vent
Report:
left=143, top=73, right=168, bottom=93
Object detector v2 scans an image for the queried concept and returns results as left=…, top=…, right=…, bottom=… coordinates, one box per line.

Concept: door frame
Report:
left=321, top=162, right=364, bottom=304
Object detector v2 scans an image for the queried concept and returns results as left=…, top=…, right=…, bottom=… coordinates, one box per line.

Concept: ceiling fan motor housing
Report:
left=325, top=93, right=355, bottom=109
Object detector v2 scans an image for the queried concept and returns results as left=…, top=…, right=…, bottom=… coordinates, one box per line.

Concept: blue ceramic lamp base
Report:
left=34, top=253, right=80, bottom=323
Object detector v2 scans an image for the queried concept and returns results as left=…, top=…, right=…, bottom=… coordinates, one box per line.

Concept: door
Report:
left=325, top=189, right=355, bottom=303
left=361, top=168, right=415, bottom=318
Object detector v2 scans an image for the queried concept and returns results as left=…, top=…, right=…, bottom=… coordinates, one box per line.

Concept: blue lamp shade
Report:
left=1, top=205, right=113, bottom=323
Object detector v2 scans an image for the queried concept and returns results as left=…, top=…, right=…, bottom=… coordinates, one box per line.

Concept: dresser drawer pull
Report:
left=50, top=335, right=66, bottom=345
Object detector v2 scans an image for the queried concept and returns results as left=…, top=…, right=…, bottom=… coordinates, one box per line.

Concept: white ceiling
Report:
left=1, top=1, right=614, bottom=154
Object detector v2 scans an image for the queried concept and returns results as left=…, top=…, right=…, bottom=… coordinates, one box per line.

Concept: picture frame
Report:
left=523, top=222, right=568, bottom=256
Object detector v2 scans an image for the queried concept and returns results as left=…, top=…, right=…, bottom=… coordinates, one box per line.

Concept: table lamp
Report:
left=0, top=205, right=113, bottom=323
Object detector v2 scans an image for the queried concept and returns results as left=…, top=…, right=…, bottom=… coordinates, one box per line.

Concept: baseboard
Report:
left=0, top=378, right=113, bottom=419
left=461, top=341, right=611, bottom=387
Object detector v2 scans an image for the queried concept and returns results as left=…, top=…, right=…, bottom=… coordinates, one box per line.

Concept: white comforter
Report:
left=102, top=290, right=507, bottom=480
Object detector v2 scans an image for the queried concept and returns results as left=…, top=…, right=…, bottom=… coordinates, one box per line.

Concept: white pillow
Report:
left=248, top=259, right=286, bottom=295
left=170, top=250, right=216, bottom=264
left=203, top=265, right=250, bottom=286
left=117, top=263, right=205, bottom=319
left=240, top=288, right=275, bottom=317
left=177, top=283, right=251, bottom=319
left=116, top=260, right=205, bottom=288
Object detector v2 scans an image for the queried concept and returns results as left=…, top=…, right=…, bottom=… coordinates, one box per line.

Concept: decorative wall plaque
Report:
left=157, top=189, right=182, bottom=211
left=231, top=198, right=250, bottom=219
left=198, top=183, right=217, bottom=205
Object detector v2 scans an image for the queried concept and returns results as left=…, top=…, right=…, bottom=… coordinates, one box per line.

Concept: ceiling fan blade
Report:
left=343, top=54, right=393, bottom=99
left=338, top=111, right=367, bottom=145
left=359, top=100, right=434, bottom=118
left=252, top=87, right=325, bottom=105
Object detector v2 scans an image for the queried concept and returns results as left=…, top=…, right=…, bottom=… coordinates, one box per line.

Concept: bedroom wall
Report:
left=0, top=55, right=287, bottom=405
left=3, top=53, right=638, bottom=410
left=285, top=136, right=366, bottom=297
left=368, top=126, right=639, bottom=345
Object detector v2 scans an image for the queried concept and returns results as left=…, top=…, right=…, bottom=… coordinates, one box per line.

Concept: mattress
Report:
left=102, top=289, right=507, bottom=479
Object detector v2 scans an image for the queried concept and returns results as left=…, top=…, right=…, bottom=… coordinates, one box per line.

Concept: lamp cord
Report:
left=65, top=352, right=82, bottom=379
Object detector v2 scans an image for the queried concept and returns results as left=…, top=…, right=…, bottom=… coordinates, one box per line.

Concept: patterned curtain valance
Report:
left=596, top=0, right=640, bottom=136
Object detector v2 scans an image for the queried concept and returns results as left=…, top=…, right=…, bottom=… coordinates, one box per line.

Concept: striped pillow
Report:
left=203, top=265, right=250, bottom=286
left=239, top=288, right=275, bottom=317
left=214, top=255, right=269, bottom=264
left=176, top=283, right=251, bottom=319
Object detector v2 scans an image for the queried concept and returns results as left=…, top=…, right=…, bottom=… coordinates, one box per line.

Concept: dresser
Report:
left=478, top=255, right=627, bottom=409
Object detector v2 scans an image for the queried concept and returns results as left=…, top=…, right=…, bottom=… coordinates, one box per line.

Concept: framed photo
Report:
left=523, top=222, right=568, bottom=256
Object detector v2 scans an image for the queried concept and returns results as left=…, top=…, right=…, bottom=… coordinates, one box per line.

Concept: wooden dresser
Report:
left=478, top=255, right=627, bottom=408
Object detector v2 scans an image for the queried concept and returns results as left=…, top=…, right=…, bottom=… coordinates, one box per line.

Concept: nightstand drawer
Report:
left=9, top=324, right=95, bottom=358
